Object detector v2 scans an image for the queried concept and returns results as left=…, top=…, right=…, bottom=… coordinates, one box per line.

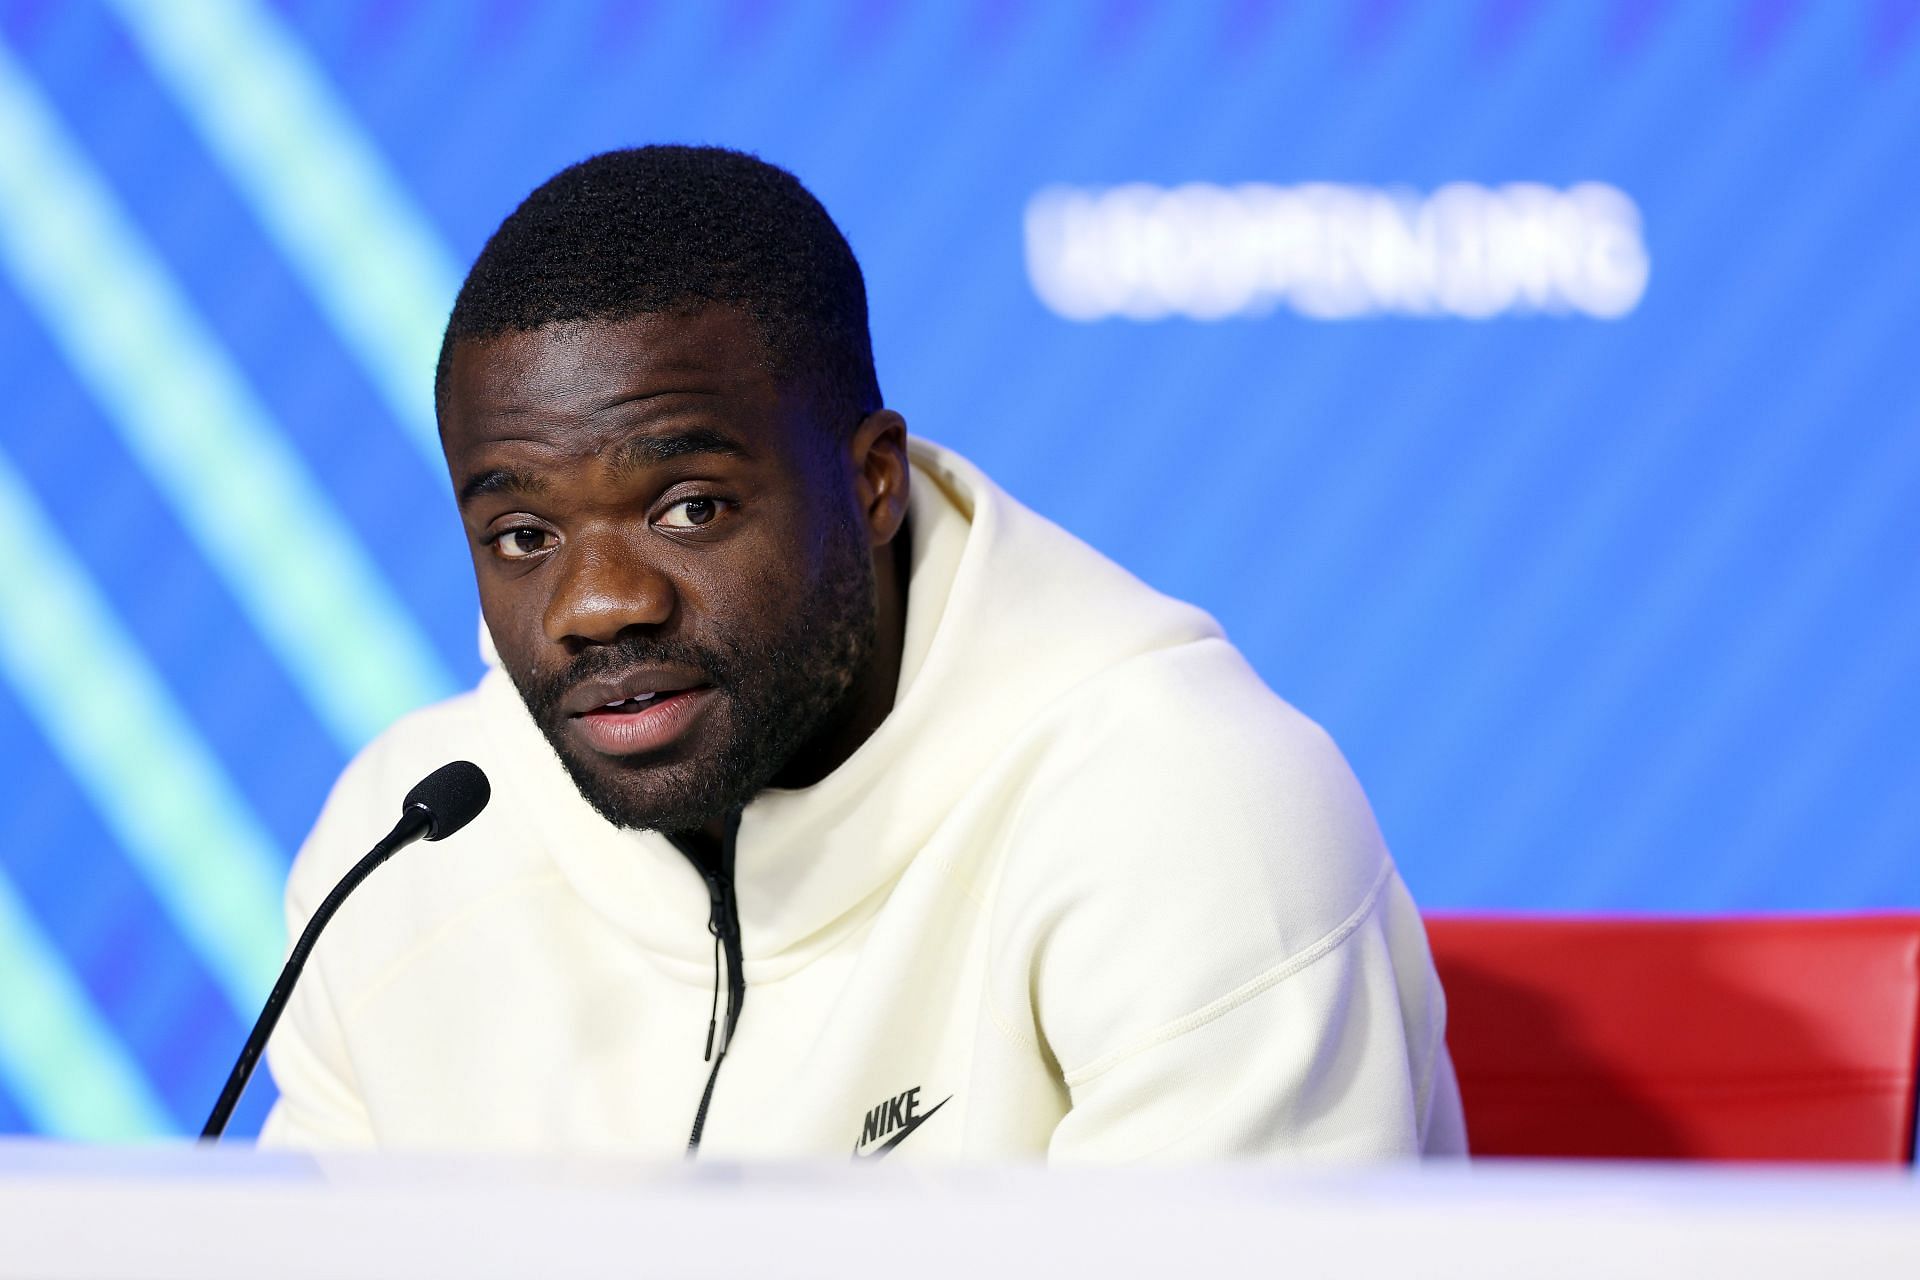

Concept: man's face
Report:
left=440, top=306, right=879, bottom=833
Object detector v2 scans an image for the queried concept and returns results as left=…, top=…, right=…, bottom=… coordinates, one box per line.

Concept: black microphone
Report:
left=199, top=760, right=491, bottom=1140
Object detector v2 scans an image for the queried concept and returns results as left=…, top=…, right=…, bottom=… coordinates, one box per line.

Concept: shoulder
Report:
left=284, top=680, right=541, bottom=929
left=988, top=638, right=1400, bottom=1056
left=313, top=688, right=493, bottom=824
left=1008, top=637, right=1388, bottom=939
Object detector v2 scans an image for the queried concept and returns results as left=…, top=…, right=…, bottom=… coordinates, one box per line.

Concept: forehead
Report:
left=439, top=306, right=783, bottom=456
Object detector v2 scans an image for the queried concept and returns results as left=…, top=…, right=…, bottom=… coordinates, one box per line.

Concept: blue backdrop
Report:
left=0, top=0, right=1915, bottom=1139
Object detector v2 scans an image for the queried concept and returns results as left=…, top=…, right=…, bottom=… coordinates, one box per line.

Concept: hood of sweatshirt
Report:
left=471, top=439, right=1221, bottom=982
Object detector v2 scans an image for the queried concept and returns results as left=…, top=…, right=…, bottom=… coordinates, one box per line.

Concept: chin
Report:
left=556, top=753, right=724, bottom=833
left=547, top=713, right=776, bottom=833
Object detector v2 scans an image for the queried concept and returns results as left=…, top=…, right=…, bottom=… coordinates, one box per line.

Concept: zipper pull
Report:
left=703, top=910, right=721, bottom=1062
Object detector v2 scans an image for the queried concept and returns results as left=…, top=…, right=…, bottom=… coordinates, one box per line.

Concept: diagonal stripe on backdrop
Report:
left=0, top=868, right=172, bottom=1139
left=0, top=448, right=285, bottom=1021
left=108, top=0, right=460, bottom=468
left=0, top=37, right=457, bottom=752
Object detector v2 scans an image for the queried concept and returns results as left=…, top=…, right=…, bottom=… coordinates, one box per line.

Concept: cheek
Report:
left=673, top=505, right=819, bottom=613
left=676, top=560, right=782, bottom=643
left=474, top=578, right=547, bottom=672
left=731, top=522, right=832, bottom=617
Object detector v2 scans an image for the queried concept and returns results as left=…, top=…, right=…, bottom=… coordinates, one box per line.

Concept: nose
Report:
left=542, top=530, right=676, bottom=649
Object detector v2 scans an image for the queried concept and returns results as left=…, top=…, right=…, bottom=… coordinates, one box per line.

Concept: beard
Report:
left=508, top=518, right=878, bottom=834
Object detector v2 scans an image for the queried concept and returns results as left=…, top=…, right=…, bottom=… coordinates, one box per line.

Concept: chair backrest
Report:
left=1424, top=914, right=1920, bottom=1163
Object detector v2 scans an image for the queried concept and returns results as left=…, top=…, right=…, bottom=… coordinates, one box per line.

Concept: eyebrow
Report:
left=456, top=427, right=750, bottom=507
left=458, top=466, right=543, bottom=507
left=609, top=426, right=748, bottom=470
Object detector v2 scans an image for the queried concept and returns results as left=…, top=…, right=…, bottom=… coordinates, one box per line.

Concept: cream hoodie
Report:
left=260, top=440, right=1465, bottom=1161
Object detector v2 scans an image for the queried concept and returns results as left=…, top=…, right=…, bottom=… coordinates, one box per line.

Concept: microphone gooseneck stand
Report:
left=199, top=760, right=491, bottom=1140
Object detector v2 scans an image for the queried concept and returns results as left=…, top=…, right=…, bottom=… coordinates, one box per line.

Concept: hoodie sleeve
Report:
left=1045, top=867, right=1465, bottom=1161
left=991, top=639, right=1465, bottom=1163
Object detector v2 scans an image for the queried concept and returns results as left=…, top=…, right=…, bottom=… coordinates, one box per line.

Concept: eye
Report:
left=656, top=497, right=728, bottom=530
left=489, top=526, right=555, bottom=561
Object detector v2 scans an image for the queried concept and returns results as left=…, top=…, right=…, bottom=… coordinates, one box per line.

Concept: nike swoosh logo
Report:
left=852, top=1095, right=952, bottom=1161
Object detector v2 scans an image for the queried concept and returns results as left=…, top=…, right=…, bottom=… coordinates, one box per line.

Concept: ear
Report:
left=848, top=409, right=911, bottom=547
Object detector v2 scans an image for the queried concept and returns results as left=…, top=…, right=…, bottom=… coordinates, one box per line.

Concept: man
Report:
left=261, top=146, right=1464, bottom=1160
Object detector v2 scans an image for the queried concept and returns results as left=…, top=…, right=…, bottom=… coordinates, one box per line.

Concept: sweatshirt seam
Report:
left=971, top=634, right=1270, bottom=1076
left=985, top=990, right=1044, bottom=1054
left=879, top=837, right=1044, bottom=1059
left=1059, top=857, right=1393, bottom=1089
left=337, top=871, right=571, bottom=1023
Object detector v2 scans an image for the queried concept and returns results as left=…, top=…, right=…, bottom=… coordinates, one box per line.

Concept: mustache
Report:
left=518, top=634, right=739, bottom=715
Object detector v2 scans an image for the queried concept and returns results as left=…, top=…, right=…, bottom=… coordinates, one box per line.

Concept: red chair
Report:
left=1425, top=914, right=1920, bottom=1163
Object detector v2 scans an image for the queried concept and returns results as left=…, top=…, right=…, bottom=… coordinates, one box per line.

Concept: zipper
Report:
left=672, top=812, right=745, bottom=1157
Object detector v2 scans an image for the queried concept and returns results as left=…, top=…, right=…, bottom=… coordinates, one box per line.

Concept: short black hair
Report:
left=436, top=145, right=882, bottom=432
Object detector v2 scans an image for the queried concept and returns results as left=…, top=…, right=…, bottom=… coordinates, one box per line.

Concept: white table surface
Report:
left=0, top=1140, right=1914, bottom=1278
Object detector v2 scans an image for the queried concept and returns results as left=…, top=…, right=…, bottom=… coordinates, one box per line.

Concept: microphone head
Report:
left=402, top=761, right=491, bottom=841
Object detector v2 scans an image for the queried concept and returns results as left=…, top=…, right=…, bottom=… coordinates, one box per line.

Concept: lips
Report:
left=560, top=665, right=706, bottom=717
left=562, top=666, right=715, bottom=757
